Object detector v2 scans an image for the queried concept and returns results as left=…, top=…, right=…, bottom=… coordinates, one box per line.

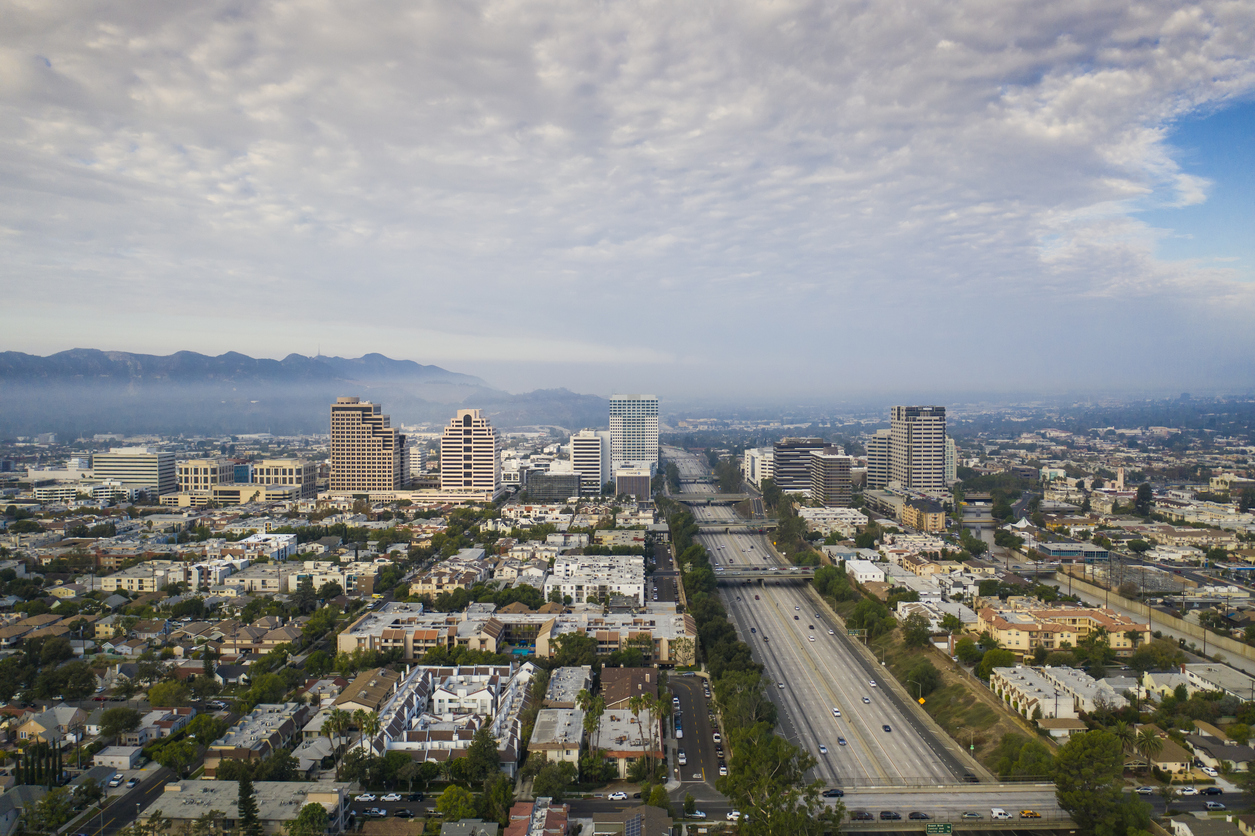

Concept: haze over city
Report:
left=3, top=1, right=1255, bottom=401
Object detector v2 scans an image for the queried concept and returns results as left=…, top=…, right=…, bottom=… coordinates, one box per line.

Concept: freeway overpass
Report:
left=677, top=493, right=751, bottom=504
left=696, top=521, right=778, bottom=532
left=716, top=568, right=816, bottom=582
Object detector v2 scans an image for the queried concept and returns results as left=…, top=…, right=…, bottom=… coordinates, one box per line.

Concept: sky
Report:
left=2, top=0, right=1255, bottom=403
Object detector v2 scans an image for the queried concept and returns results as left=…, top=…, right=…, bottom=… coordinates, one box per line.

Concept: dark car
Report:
left=963, top=772, right=978, bottom=783
left=852, top=812, right=874, bottom=821
left=880, top=812, right=901, bottom=820
left=794, top=615, right=799, bottom=620
left=407, top=793, right=424, bottom=802
left=1202, top=787, right=1224, bottom=796
left=822, top=789, right=844, bottom=798
left=909, top=812, right=931, bottom=820
left=882, top=725, right=892, bottom=732
left=750, top=627, right=756, bottom=633
left=392, top=810, right=413, bottom=819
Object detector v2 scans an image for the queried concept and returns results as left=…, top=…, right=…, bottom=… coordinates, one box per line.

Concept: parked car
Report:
left=355, top=794, right=376, bottom=802
left=125, top=779, right=138, bottom=789
left=392, top=810, right=413, bottom=819
left=608, top=792, right=628, bottom=801
left=1201, top=767, right=1219, bottom=778
left=1202, top=787, right=1224, bottom=796
left=689, top=811, right=707, bottom=820
left=727, top=811, right=744, bottom=821
left=1135, top=787, right=1154, bottom=795
left=108, top=774, right=124, bottom=788
left=1181, top=787, right=1199, bottom=796
left=381, top=794, right=401, bottom=802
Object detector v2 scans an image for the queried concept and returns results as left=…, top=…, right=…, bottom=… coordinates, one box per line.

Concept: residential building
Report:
left=252, top=458, right=319, bottom=499
left=176, top=458, right=234, bottom=495
left=92, top=448, right=176, bottom=496
left=977, top=605, right=1150, bottom=658
left=808, top=450, right=853, bottom=507
left=990, top=666, right=1077, bottom=720
left=890, top=406, right=947, bottom=490
left=543, top=666, right=592, bottom=708
left=608, top=395, right=659, bottom=468
left=204, top=703, right=309, bottom=777
left=771, top=438, right=826, bottom=493
left=329, top=397, right=406, bottom=492
left=1183, top=664, right=1255, bottom=700
left=571, top=430, right=611, bottom=496
left=901, top=498, right=947, bottom=533
left=845, top=560, right=885, bottom=584
left=865, top=430, right=891, bottom=490
left=543, top=555, right=646, bottom=606
left=440, top=409, right=503, bottom=499
left=589, top=707, right=661, bottom=778
left=140, top=781, right=351, bottom=835
left=335, top=668, right=403, bottom=715
left=527, top=708, right=584, bottom=766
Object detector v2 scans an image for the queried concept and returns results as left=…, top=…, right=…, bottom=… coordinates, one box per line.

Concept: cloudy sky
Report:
left=3, top=0, right=1254, bottom=402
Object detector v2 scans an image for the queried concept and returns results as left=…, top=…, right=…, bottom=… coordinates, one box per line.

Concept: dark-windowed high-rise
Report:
left=772, top=438, right=826, bottom=493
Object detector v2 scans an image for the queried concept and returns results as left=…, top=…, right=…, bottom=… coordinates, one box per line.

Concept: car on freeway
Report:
left=828, top=629, right=835, bottom=635
left=819, top=746, right=828, bottom=754
left=831, top=707, right=841, bottom=717
left=1020, top=810, right=1041, bottom=819
left=393, top=810, right=414, bottom=819
left=852, top=812, right=874, bottom=821
left=1181, top=787, right=1199, bottom=796
left=608, top=792, right=628, bottom=801
left=1135, top=787, right=1154, bottom=795
left=689, top=811, right=707, bottom=819
left=869, top=680, right=877, bottom=687
left=795, top=606, right=800, bottom=610
left=909, top=812, right=931, bottom=820
left=750, top=627, right=756, bottom=633
left=778, top=682, right=785, bottom=688
left=126, top=778, right=138, bottom=789
left=880, top=812, right=901, bottom=820
left=1207, top=802, right=1226, bottom=811
left=381, top=794, right=401, bottom=802
left=882, top=725, right=892, bottom=732
left=962, top=812, right=982, bottom=820
left=822, top=789, right=844, bottom=798
left=355, top=794, right=376, bottom=802
left=1202, top=787, right=1224, bottom=796
left=754, top=594, right=760, bottom=600
left=862, top=697, right=871, bottom=704
left=838, top=737, right=847, bottom=746
left=1202, top=766, right=1219, bottom=777
left=808, top=624, right=814, bottom=629
left=794, top=615, right=800, bottom=620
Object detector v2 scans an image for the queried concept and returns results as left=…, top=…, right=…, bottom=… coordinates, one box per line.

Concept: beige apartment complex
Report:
left=330, top=397, right=407, bottom=492
left=439, top=409, right=503, bottom=497
left=977, top=604, right=1150, bottom=658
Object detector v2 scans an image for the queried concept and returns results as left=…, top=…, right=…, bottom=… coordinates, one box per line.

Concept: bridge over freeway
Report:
left=716, top=567, right=816, bottom=582
left=675, top=493, right=751, bottom=504
left=844, top=819, right=1075, bottom=833
left=695, top=521, right=778, bottom=532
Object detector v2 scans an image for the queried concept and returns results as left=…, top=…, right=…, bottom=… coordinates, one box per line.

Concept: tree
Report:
left=465, top=726, right=500, bottom=782
left=237, top=775, right=264, bottom=836
left=284, top=804, right=328, bottom=836
left=647, top=784, right=671, bottom=815
left=292, top=577, right=317, bottom=615
left=155, top=740, right=198, bottom=777
left=101, top=707, right=142, bottom=745
left=148, top=680, right=191, bottom=707
left=1053, top=730, right=1128, bottom=835
left=480, top=772, right=514, bottom=826
left=1111, top=721, right=1135, bottom=753
left=1135, top=483, right=1153, bottom=517
left=531, top=761, right=576, bottom=801
left=40, top=637, right=74, bottom=666
left=977, top=649, right=1017, bottom=680
left=435, top=786, right=477, bottom=821
left=1127, top=539, right=1150, bottom=555
left=901, top=612, right=932, bottom=648
left=717, top=722, right=840, bottom=836
left=955, top=637, right=985, bottom=665
left=1135, top=729, right=1163, bottom=773
left=905, top=659, right=942, bottom=698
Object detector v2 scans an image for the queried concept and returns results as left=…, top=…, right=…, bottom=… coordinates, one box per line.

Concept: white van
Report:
left=990, top=809, right=1011, bottom=820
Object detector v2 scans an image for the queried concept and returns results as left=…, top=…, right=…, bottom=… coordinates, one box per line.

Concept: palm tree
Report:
left=627, top=695, right=648, bottom=776
left=324, top=708, right=351, bottom=779
left=1136, top=729, right=1164, bottom=775
left=1112, top=721, right=1135, bottom=754
left=355, top=710, right=382, bottom=755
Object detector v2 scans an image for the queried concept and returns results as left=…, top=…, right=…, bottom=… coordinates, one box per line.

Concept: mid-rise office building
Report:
left=439, top=409, right=502, bottom=497
left=614, top=467, right=652, bottom=499
left=865, top=430, right=891, bottom=489
left=92, top=448, right=176, bottom=496
left=329, top=397, right=406, bottom=492
left=890, top=406, right=947, bottom=491
left=771, top=438, right=827, bottom=493
left=253, top=458, right=319, bottom=499
left=742, top=447, right=774, bottom=488
left=177, top=458, right=234, bottom=495
left=808, top=451, right=853, bottom=507
left=571, top=429, right=612, bottom=495
left=609, top=395, right=659, bottom=468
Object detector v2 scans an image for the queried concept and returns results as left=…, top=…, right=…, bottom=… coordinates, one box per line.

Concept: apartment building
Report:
left=92, top=448, right=176, bottom=496
left=772, top=438, right=827, bottom=493
left=440, top=409, right=503, bottom=498
left=176, top=458, right=234, bottom=495
left=977, top=605, right=1150, bottom=658
left=902, top=498, right=947, bottom=533
left=608, top=395, right=659, bottom=468
left=543, top=555, right=646, bottom=606
left=989, top=666, right=1078, bottom=720
left=570, top=430, right=612, bottom=496
left=890, top=406, right=947, bottom=490
left=329, top=397, right=406, bottom=492
left=204, top=703, right=310, bottom=777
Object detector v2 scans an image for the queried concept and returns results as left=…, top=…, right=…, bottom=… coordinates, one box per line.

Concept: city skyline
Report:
left=1, top=3, right=1253, bottom=400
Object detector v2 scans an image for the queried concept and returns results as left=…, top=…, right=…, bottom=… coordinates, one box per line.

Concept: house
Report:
left=334, top=668, right=402, bottom=715
left=1128, top=725, right=1193, bottom=775
left=1169, top=817, right=1241, bottom=836
left=139, top=780, right=351, bottom=835
left=0, top=785, right=47, bottom=836
left=599, top=668, right=657, bottom=710
left=131, top=620, right=172, bottom=641
left=213, top=664, right=250, bottom=686
left=1186, top=734, right=1255, bottom=772
left=17, top=705, right=87, bottom=745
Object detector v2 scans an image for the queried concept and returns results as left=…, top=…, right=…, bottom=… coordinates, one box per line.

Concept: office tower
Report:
left=92, top=448, right=176, bottom=496
left=614, top=467, right=652, bottom=499
left=809, top=451, right=853, bottom=507
left=439, top=408, right=502, bottom=495
left=890, top=406, right=947, bottom=490
left=571, top=429, right=612, bottom=495
left=253, top=458, right=319, bottom=499
left=609, top=395, right=659, bottom=468
left=945, top=437, right=957, bottom=484
left=771, top=438, right=827, bottom=493
left=177, top=458, right=234, bottom=495
left=865, top=430, right=891, bottom=489
left=329, top=397, right=406, bottom=491
left=742, top=448, right=774, bottom=488
left=526, top=471, right=582, bottom=501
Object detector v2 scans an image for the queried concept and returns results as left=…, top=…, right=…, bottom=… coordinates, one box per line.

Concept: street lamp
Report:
left=907, top=680, right=922, bottom=700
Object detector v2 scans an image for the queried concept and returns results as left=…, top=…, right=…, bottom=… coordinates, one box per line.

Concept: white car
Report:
left=712, top=732, right=721, bottom=743
left=828, top=629, right=835, bottom=635
left=608, top=792, right=628, bottom=801
left=677, top=750, right=687, bottom=765
left=355, top=794, right=376, bottom=802
left=727, top=811, right=743, bottom=821
left=869, top=680, right=877, bottom=687
left=808, top=636, right=815, bottom=642
left=381, top=794, right=401, bottom=802
left=778, top=682, right=785, bottom=689
left=819, top=746, right=828, bottom=754
left=862, top=696, right=871, bottom=704
left=1181, top=787, right=1199, bottom=796
left=831, top=708, right=841, bottom=717
left=1201, top=767, right=1219, bottom=778
left=689, top=810, right=707, bottom=819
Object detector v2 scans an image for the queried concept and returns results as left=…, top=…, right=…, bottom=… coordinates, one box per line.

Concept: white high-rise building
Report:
left=609, top=395, right=659, bottom=468
left=571, top=430, right=612, bottom=495
left=865, top=430, right=891, bottom=489
left=439, top=409, right=503, bottom=497
left=890, top=406, right=947, bottom=491
left=93, top=448, right=176, bottom=496
left=742, top=448, right=774, bottom=488
left=945, top=437, right=957, bottom=485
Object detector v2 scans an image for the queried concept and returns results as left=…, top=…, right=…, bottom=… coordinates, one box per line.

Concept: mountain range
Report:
left=0, top=349, right=608, bottom=437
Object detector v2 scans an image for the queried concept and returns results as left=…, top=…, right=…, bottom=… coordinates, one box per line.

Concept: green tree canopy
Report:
left=1053, top=730, right=1140, bottom=835
left=436, top=785, right=477, bottom=821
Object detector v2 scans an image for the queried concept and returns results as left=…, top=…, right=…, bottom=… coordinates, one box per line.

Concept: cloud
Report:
left=1, top=0, right=1254, bottom=397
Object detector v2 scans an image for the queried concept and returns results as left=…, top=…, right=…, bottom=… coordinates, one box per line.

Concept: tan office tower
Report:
left=254, top=458, right=319, bottom=499
left=890, top=406, right=947, bottom=490
left=439, top=409, right=502, bottom=496
left=177, top=458, right=234, bottom=495
left=329, top=397, right=406, bottom=491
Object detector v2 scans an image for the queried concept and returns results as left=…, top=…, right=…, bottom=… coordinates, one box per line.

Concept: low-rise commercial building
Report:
left=141, top=781, right=351, bottom=835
